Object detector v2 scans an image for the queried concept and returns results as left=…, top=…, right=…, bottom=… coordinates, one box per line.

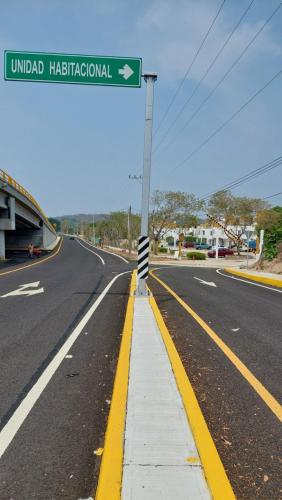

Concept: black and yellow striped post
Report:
left=137, top=236, right=149, bottom=286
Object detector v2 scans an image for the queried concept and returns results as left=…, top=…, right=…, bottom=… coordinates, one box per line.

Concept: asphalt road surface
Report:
left=0, top=237, right=132, bottom=500
left=149, top=266, right=282, bottom=500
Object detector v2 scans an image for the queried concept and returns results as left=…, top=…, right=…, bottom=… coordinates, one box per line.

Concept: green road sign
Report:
left=4, top=51, right=142, bottom=88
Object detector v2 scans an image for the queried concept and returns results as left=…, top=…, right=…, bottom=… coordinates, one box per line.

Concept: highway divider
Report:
left=95, top=269, right=235, bottom=499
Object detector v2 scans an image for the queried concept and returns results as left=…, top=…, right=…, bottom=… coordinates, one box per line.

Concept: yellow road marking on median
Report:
left=149, top=291, right=235, bottom=500
left=225, top=267, right=282, bottom=288
left=150, top=270, right=282, bottom=423
left=0, top=238, right=63, bottom=277
left=95, top=271, right=135, bottom=500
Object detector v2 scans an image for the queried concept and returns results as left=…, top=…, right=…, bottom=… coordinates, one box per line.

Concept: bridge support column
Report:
left=0, top=230, right=5, bottom=259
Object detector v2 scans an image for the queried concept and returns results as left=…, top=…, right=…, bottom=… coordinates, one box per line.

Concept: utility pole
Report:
left=246, top=229, right=250, bottom=269
left=215, top=234, right=219, bottom=259
left=137, top=72, right=157, bottom=296
left=93, top=214, right=95, bottom=244
left=128, top=205, right=132, bottom=255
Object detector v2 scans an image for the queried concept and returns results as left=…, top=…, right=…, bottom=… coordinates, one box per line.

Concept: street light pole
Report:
left=137, top=72, right=157, bottom=296
left=93, top=214, right=95, bottom=244
left=246, top=229, right=250, bottom=269
left=128, top=205, right=132, bottom=255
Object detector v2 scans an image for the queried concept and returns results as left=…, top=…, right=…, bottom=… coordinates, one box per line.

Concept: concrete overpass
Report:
left=0, top=169, right=57, bottom=259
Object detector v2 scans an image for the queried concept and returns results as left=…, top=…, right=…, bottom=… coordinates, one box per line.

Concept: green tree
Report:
left=207, top=190, right=234, bottom=221
left=150, top=190, right=203, bottom=254
left=94, top=211, right=140, bottom=249
left=256, top=206, right=282, bottom=261
left=48, top=217, right=61, bottom=232
left=208, top=190, right=269, bottom=253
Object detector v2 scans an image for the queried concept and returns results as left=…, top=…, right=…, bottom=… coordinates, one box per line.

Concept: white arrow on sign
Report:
left=118, top=64, right=134, bottom=80
left=193, top=277, right=217, bottom=287
left=1, top=281, right=44, bottom=298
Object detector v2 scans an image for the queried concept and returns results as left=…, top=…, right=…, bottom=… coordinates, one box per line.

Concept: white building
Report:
left=191, top=224, right=256, bottom=247
left=161, top=223, right=256, bottom=248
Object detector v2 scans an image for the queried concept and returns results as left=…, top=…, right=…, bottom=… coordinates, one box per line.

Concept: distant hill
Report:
left=49, top=213, right=110, bottom=232
left=54, top=213, right=110, bottom=224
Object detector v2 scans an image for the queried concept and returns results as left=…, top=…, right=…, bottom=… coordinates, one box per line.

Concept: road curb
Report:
left=95, top=271, right=135, bottom=500
left=148, top=287, right=235, bottom=499
left=224, top=267, right=282, bottom=288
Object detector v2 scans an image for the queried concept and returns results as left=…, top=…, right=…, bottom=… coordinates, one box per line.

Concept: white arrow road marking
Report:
left=1, top=281, right=44, bottom=298
left=118, top=64, right=134, bottom=80
left=194, top=277, right=217, bottom=287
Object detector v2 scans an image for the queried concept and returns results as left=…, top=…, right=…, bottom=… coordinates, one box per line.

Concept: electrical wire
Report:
left=263, top=191, right=282, bottom=200
left=166, top=69, right=282, bottom=175
left=200, top=156, right=282, bottom=200
left=154, top=0, right=256, bottom=154
left=157, top=2, right=282, bottom=156
left=153, top=0, right=227, bottom=137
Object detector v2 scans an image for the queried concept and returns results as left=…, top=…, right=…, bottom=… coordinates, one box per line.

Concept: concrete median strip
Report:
left=95, top=271, right=234, bottom=499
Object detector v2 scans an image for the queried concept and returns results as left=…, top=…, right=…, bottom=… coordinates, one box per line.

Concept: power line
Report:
left=153, top=0, right=227, bottom=137
left=213, top=160, right=282, bottom=194
left=167, top=69, right=282, bottom=175
left=200, top=156, right=282, bottom=200
left=263, top=191, right=282, bottom=200
left=202, top=157, right=282, bottom=199
left=158, top=2, right=282, bottom=156
left=154, top=0, right=256, bottom=154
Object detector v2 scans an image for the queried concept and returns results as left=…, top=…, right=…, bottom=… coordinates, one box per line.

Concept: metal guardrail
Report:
left=0, top=169, right=56, bottom=233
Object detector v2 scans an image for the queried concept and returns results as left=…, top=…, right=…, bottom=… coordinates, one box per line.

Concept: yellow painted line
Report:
left=225, top=267, right=282, bottom=288
left=0, top=238, right=63, bottom=277
left=149, top=292, right=235, bottom=500
left=95, top=271, right=135, bottom=500
left=150, top=270, right=282, bottom=423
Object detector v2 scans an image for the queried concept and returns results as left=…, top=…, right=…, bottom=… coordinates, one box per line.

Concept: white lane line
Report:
left=76, top=239, right=105, bottom=265
left=216, top=269, right=282, bottom=294
left=0, top=270, right=130, bottom=459
left=79, top=239, right=129, bottom=264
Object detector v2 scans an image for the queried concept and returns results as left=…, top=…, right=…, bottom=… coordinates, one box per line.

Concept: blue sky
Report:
left=0, top=0, right=281, bottom=216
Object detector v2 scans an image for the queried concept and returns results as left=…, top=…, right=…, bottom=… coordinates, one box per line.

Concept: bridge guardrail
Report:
left=0, top=169, right=56, bottom=234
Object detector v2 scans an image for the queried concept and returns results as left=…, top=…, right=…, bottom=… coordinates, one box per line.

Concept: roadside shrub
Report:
left=158, top=247, right=168, bottom=253
left=187, top=251, right=206, bottom=260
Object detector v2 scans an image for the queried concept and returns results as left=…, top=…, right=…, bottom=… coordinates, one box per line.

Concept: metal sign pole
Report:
left=137, top=72, right=157, bottom=296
